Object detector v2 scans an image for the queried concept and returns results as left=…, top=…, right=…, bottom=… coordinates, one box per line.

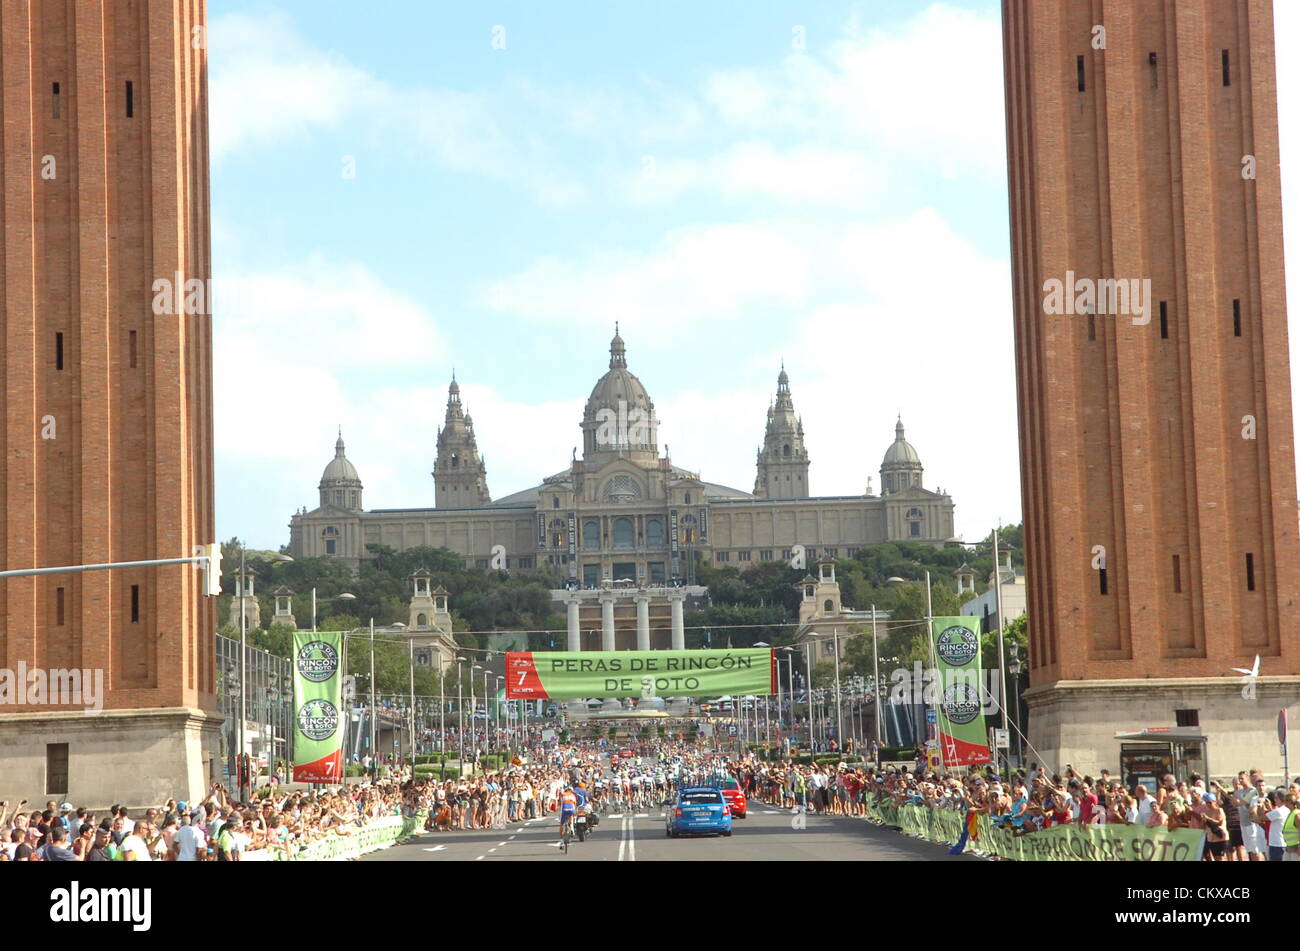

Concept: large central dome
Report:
left=581, top=325, right=659, bottom=463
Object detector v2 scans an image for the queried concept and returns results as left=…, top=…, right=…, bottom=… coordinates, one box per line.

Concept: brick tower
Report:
left=1003, top=0, right=1300, bottom=774
left=0, top=0, right=220, bottom=804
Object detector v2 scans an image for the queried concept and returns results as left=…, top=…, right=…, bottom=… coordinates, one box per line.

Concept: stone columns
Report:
left=635, top=592, right=651, bottom=652
left=670, top=592, right=685, bottom=651
left=600, top=593, right=616, bottom=652
left=566, top=596, right=581, bottom=652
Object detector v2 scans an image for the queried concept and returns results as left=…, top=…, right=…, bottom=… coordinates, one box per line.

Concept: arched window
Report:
left=451, top=453, right=460, bottom=469
left=583, top=521, right=600, bottom=550
left=613, top=517, right=634, bottom=549
left=646, top=519, right=665, bottom=548
left=824, top=600, right=835, bottom=615
left=553, top=496, right=560, bottom=509
left=783, top=444, right=791, bottom=457
left=603, top=475, right=642, bottom=503
left=684, top=492, right=692, bottom=505
left=416, top=613, right=428, bottom=628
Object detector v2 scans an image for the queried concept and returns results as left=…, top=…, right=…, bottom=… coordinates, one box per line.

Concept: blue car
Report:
left=665, top=786, right=733, bottom=838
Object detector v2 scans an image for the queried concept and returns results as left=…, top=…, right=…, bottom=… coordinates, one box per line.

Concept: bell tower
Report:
left=434, top=375, right=491, bottom=507
left=754, top=364, right=810, bottom=499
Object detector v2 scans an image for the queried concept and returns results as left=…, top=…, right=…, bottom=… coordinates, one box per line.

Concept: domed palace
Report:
left=288, top=329, right=955, bottom=583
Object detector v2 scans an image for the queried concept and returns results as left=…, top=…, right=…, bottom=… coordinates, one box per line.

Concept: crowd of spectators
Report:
left=738, top=759, right=1300, bottom=861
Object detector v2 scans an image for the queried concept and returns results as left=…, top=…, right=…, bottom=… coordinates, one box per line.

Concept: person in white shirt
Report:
left=172, top=814, right=204, bottom=862
left=119, top=829, right=151, bottom=862
left=1133, top=785, right=1155, bottom=823
left=1255, top=791, right=1291, bottom=862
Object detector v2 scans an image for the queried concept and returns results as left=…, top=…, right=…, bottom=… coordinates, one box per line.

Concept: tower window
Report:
left=1172, top=555, right=1181, bottom=593
left=1159, top=301, right=1168, bottom=339
left=129, top=329, right=138, bottom=368
left=130, top=584, right=140, bottom=623
left=126, top=80, right=134, bottom=117
left=1077, top=55, right=1086, bottom=93
left=1245, top=553, right=1255, bottom=591
left=1233, top=299, right=1241, bottom=337
left=55, top=332, right=64, bottom=370
left=1099, top=567, right=1108, bottom=596
left=46, top=744, right=69, bottom=795
left=1222, top=50, right=1231, bottom=87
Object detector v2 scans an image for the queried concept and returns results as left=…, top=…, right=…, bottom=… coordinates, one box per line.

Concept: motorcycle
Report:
left=575, top=810, right=589, bottom=842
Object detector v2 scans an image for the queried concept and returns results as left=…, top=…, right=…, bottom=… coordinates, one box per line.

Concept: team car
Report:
left=714, top=777, right=747, bottom=818
left=665, top=786, right=733, bottom=838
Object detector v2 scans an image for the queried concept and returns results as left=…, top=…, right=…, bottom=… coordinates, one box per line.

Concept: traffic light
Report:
left=202, top=542, right=223, bottom=597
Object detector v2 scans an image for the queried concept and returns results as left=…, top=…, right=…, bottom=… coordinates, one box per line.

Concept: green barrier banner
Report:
left=506, top=649, right=776, bottom=699
left=930, top=617, right=992, bottom=766
left=291, top=630, right=344, bottom=783
left=880, top=802, right=1204, bottom=861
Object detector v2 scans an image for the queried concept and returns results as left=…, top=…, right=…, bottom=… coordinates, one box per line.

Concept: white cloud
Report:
left=209, top=12, right=388, bottom=161
left=628, top=142, right=886, bottom=206
left=486, top=221, right=812, bottom=332
left=701, top=4, right=1007, bottom=180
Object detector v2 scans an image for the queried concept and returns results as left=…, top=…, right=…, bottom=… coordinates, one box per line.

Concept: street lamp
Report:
left=237, top=549, right=292, bottom=801
left=1008, top=642, right=1023, bottom=767
left=456, top=657, right=468, bottom=771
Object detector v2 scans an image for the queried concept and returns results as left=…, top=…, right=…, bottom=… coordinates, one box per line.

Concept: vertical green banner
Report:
left=930, top=617, right=992, bottom=766
left=292, top=630, right=344, bottom=783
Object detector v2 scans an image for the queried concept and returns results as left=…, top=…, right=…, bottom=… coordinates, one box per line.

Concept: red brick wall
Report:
left=1, top=0, right=215, bottom=711
left=1003, top=0, right=1300, bottom=683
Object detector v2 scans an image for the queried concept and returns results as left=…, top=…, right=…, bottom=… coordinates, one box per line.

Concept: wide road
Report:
left=360, top=803, right=978, bottom=862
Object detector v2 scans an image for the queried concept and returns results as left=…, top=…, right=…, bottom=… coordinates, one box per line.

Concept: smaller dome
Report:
left=610, top=322, right=627, bottom=369
left=321, top=432, right=362, bottom=485
left=881, top=418, right=922, bottom=468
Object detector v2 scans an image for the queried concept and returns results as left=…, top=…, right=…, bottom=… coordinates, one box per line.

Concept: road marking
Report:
left=475, top=855, right=485, bottom=861
left=488, top=848, right=497, bottom=853
left=422, top=845, right=446, bottom=852
left=498, top=841, right=507, bottom=846
left=628, top=815, right=636, bottom=861
left=508, top=835, right=516, bottom=840
left=608, top=813, right=624, bottom=819
left=635, top=813, right=648, bottom=818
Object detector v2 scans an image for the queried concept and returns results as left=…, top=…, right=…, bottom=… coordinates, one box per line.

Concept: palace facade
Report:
left=288, top=330, right=956, bottom=581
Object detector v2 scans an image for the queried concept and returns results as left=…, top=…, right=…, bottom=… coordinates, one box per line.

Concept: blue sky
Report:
left=210, top=1, right=1300, bottom=551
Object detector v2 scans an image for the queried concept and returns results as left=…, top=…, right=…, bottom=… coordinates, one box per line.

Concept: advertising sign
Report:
left=930, top=617, right=992, bottom=766
left=291, top=630, right=345, bottom=783
left=505, top=649, right=776, bottom=699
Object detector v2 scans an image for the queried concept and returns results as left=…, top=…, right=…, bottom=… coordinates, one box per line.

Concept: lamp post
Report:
left=456, top=658, right=467, bottom=771
left=495, top=676, right=505, bottom=753
left=1008, top=642, right=1023, bottom=768
left=237, top=549, right=292, bottom=801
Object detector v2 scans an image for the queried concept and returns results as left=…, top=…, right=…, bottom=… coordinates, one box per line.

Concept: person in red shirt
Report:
left=1078, top=782, right=1100, bottom=824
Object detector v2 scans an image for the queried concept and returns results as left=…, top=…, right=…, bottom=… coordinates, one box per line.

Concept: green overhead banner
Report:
left=505, top=649, right=776, bottom=699
left=291, top=630, right=345, bottom=783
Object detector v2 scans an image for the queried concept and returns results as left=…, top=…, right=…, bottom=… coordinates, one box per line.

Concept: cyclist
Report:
left=558, top=784, right=579, bottom=845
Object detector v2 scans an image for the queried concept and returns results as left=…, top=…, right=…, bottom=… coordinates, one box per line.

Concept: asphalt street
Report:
left=360, top=804, right=978, bottom=862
